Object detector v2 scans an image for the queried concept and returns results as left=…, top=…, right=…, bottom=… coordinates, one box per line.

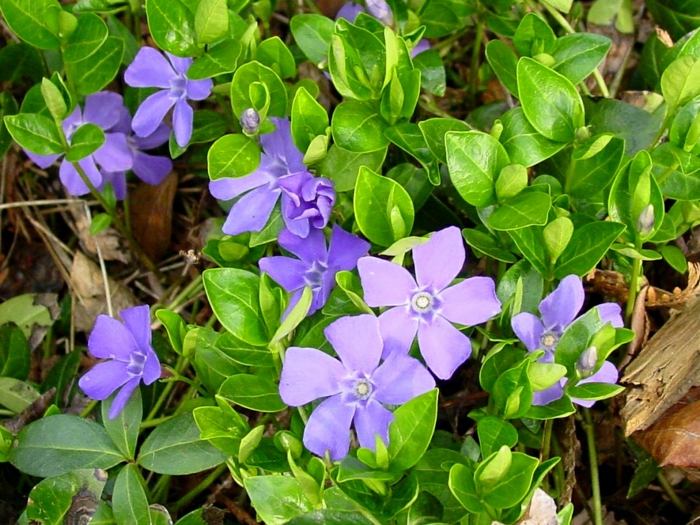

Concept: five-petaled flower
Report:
left=510, top=274, right=623, bottom=406
left=125, top=47, right=213, bottom=148
left=259, top=225, right=369, bottom=315
left=79, top=305, right=161, bottom=419
left=280, top=314, right=435, bottom=460
left=209, top=118, right=335, bottom=238
left=358, top=226, right=502, bottom=380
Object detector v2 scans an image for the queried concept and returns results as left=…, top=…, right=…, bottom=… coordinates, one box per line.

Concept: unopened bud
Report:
left=636, top=203, right=655, bottom=236
left=240, top=108, right=260, bottom=135
left=577, top=346, right=598, bottom=377
left=366, top=0, right=393, bottom=25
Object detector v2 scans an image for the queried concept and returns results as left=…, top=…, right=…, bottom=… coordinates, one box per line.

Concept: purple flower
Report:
left=78, top=305, right=161, bottom=419
left=280, top=314, right=435, bottom=460
left=358, top=226, right=502, bottom=380
left=125, top=47, right=213, bottom=148
left=511, top=275, right=623, bottom=361
left=209, top=118, right=335, bottom=238
left=259, top=225, right=369, bottom=315
left=336, top=2, right=364, bottom=21
left=26, top=92, right=133, bottom=196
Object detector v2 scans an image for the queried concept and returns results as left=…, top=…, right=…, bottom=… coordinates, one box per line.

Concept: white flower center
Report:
left=411, top=291, right=434, bottom=313
left=127, top=351, right=146, bottom=376
left=540, top=332, right=558, bottom=349
left=353, top=379, right=373, bottom=400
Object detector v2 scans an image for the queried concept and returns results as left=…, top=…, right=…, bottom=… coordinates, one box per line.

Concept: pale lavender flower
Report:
left=280, top=314, right=435, bottom=460
left=259, top=225, right=369, bottom=315
left=209, top=118, right=335, bottom=238
left=336, top=2, right=364, bottom=21
left=531, top=357, right=619, bottom=407
left=511, top=275, right=623, bottom=362
left=358, top=226, right=501, bottom=380
left=125, top=47, right=213, bottom=148
left=366, top=0, right=393, bottom=25
left=25, top=92, right=132, bottom=196
left=240, top=108, right=261, bottom=135
left=79, top=305, right=161, bottom=419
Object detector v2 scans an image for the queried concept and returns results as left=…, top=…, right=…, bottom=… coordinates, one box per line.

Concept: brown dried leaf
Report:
left=129, top=173, right=178, bottom=262
left=636, top=399, right=700, bottom=469
left=71, top=207, right=130, bottom=264
left=70, top=252, right=135, bottom=331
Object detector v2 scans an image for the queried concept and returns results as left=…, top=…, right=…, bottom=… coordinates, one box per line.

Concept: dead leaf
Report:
left=130, top=173, right=178, bottom=262
left=518, top=489, right=558, bottom=525
left=635, top=398, right=700, bottom=469
left=70, top=252, right=135, bottom=331
left=71, top=206, right=130, bottom=264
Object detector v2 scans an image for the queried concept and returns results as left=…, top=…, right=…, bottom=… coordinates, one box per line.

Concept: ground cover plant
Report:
left=1, top=0, right=700, bottom=523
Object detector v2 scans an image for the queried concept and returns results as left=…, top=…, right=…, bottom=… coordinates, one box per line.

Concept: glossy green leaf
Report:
left=291, top=87, right=328, bottom=153
left=0, top=0, right=61, bottom=50
left=244, top=476, right=313, bottom=525
left=63, top=13, right=108, bottom=63
left=662, top=56, right=700, bottom=116
left=290, top=14, right=334, bottom=65
left=65, top=123, right=105, bottom=161
left=0, top=376, right=39, bottom=412
left=113, top=464, right=151, bottom=525
left=498, top=107, right=566, bottom=167
left=552, top=33, right=611, bottom=84
left=4, top=113, right=63, bottom=154
left=194, top=0, right=228, bottom=45
left=567, top=134, right=625, bottom=197
left=485, top=40, right=518, bottom=95
left=318, top=145, right=386, bottom=192
left=101, top=388, right=142, bottom=461
left=230, top=61, right=288, bottom=118
left=477, top=416, right=518, bottom=458
left=219, top=373, right=286, bottom=412
left=256, top=37, right=297, bottom=79
left=0, top=324, right=29, bottom=379
left=389, top=389, right=438, bottom=471
left=65, top=36, right=124, bottom=96
left=145, top=0, right=197, bottom=56
left=25, top=469, right=107, bottom=524
left=448, top=463, right=482, bottom=514
left=554, top=221, right=625, bottom=277
left=188, top=39, right=241, bottom=79
left=332, top=100, right=389, bottom=152
left=488, top=190, right=552, bottom=231
left=207, top=134, right=260, bottom=180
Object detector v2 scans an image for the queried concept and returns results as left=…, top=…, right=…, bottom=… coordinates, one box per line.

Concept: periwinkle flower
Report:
left=259, top=225, right=369, bottom=315
left=637, top=203, right=655, bottom=236
left=125, top=47, right=213, bottom=148
left=358, top=226, right=502, bottom=380
left=209, top=118, right=336, bottom=238
left=280, top=314, right=435, bottom=460
left=79, top=305, right=161, bottom=418
left=336, top=2, right=364, bottom=21
left=510, top=275, right=623, bottom=362
left=25, top=92, right=132, bottom=196
left=531, top=358, right=619, bottom=408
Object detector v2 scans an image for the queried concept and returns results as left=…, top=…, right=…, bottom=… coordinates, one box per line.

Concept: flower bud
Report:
left=577, top=346, right=598, bottom=377
left=240, top=108, right=260, bottom=135
left=637, top=203, right=655, bottom=236
left=366, top=0, right=393, bottom=25
left=274, top=430, right=303, bottom=459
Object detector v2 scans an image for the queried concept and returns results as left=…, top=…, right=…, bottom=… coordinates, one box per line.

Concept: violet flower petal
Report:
left=93, top=133, right=133, bottom=172
left=357, top=256, right=415, bottom=307
left=258, top=256, right=307, bottom=291
left=142, top=348, right=162, bottom=385
left=125, top=47, right=176, bottom=88
left=372, top=353, right=435, bottom=405
left=324, top=315, right=382, bottom=374
left=539, top=275, right=584, bottom=330
left=172, top=98, right=193, bottom=147
left=532, top=383, right=564, bottom=406
left=278, top=227, right=327, bottom=264
left=25, top=151, right=61, bottom=169
left=131, top=151, right=172, bottom=185
left=327, top=225, right=370, bottom=271
left=413, top=226, right=465, bottom=291
left=59, top=156, right=102, bottom=196
left=595, top=303, right=624, bottom=328
left=580, top=360, right=618, bottom=385
left=208, top=171, right=269, bottom=201
left=165, top=52, right=192, bottom=75
left=186, top=78, right=213, bottom=101
left=222, top=184, right=279, bottom=235
left=132, top=90, right=176, bottom=138
left=378, top=306, right=418, bottom=357
left=133, top=123, right=171, bottom=150
left=78, top=360, right=130, bottom=400
left=101, top=172, right=127, bottom=199
left=88, top=315, right=139, bottom=360
left=353, top=399, right=393, bottom=450
left=411, top=39, right=431, bottom=57
left=303, top=394, right=355, bottom=461
left=109, top=378, right=140, bottom=419
left=83, top=92, right=125, bottom=130
left=119, top=305, right=151, bottom=350
left=417, top=316, right=472, bottom=379
left=511, top=312, right=545, bottom=352
left=260, top=118, right=305, bottom=172
left=336, top=2, right=364, bottom=20
left=279, top=347, right=344, bottom=406
left=440, top=276, right=501, bottom=326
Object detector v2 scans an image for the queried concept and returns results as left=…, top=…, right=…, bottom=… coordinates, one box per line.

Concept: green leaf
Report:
left=462, top=228, right=517, bottom=263
left=0, top=324, right=29, bottom=379
left=4, top=113, right=63, bottom=154
left=194, top=0, right=228, bottom=45
left=412, top=48, right=446, bottom=96
left=646, top=0, right=700, bottom=40
left=65, top=123, right=105, bottom=161
left=230, top=61, right=287, bottom=118
left=218, top=373, right=286, bottom=412
left=113, top=464, right=151, bottom=525
left=498, top=107, right=566, bottom=167
left=187, top=39, right=241, bottom=79
left=567, top=134, right=625, bottom=197
left=194, top=403, right=249, bottom=456
left=290, top=13, right=334, bottom=65
left=661, top=244, right=688, bottom=273
left=508, top=226, right=548, bottom=275
left=63, top=13, right=108, bottom=63
left=446, top=130, right=508, bottom=207
left=567, top=381, right=624, bottom=401
left=448, top=463, right=482, bottom=514
left=513, top=13, right=556, bottom=56
left=488, top=190, right=552, bottom=231
left=138, top=413, right=226, bottom=475
left=517, top=57, right=585, bottom=143
left=25, top=469, right=107, bottom=524
left=145, top=0, right=197, bottom=56
left=271, top=287, right=312, bottom=344
left=479, top=452, right=539, bottom=509
left=40, top=78, right=67, bottom=119
left=65, top=36, right=124, bottom=96
left=389, top=389, right=438, bottom=471
left=256, top=36, right=297, bottom=79
left=0, top=0, right=61, bottom=50
left=354, top=166, right=414, bottom=247
left=10, top=415, right=124, bottom=477
left=317, top=145, right=386, bottom=192
left=102, top=388, right=142, bottom=461
left=551, top=33, right=611, bottom=84
left=526, top=395, right=576, bottom=419
left=662, top=57, right=700, bottom=117
left=554, top=221, right=626, bottom=277
left=418, top=117, right=470, bottom=165
left=331, top=100, right=389, bottom=152
left=543, top=216, right=574, bottom=264
left=477, top=416, right=518, bottom=458
left=207, top=134, right=260, bottom=180
left=203, top=268, right=267, bottom=346
left=485, top=40, right=519, bottom=95
left=245, top=476, right=313, bottom=525
left=291, top=87, right=328, bottom=153
left=0, top=376, right=39, bottom=412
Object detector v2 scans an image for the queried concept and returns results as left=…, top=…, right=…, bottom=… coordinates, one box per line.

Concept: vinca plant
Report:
left=1, top=0, right=699, bottom=523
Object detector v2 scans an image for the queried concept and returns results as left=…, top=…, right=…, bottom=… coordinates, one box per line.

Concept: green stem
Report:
left=80, top=400, right=98, bottom=418
left=583, top=409, right=603, bottom=525
left=139, top=415, right=174, bottom=430
left=151, top=474, right=171, bottom=503
left=469, top=21, right=484, bottom=103
left=625, top=257, right=642, bottom=320
left=172, top=464, right=226, bottom=512
left=657, top=471, right=688, bottom=513
left=541, top=419, right=554, bottom=461
left=145, top=355, right=189, bottom=422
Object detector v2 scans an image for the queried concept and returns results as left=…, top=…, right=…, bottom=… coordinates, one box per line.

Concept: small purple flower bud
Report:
left=366, top=0, right=393, bottom=25
left=637, top=204, right=655, bottom=236
left=240, top=108, right=261, bottom=135
left=576, top=346, right=598, bottom=377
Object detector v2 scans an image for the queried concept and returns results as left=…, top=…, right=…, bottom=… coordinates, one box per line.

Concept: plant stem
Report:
left=625, top=257, right=642, bottom=320
left=657, top=471, right=688, bottom=513
left=80, top=400, right=98, bottom=418
left=582, top=409, right=603, bottom=525
left=541, top=419, right=554, bottom=461
left=469, top=21, right=484, bottom=104
left=172, top=464, right=227, bottom=511
left=145, top=354, right=188, bottom=421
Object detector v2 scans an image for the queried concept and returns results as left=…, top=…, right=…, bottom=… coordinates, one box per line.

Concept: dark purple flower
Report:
left=209, top=118, right=335, bottom=238
left=280, top=314, right=435, bottom=460
left=26, top=92, right=133, bottom=196
left=79, top=305, right=161, bottom=419
left=125, top=47, right=213, bottom=148
left=511, top=275, right=623, bottom=361
left=259, top=225, right=369, bottom=315
left=358, top=226, right=501, bottom=380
